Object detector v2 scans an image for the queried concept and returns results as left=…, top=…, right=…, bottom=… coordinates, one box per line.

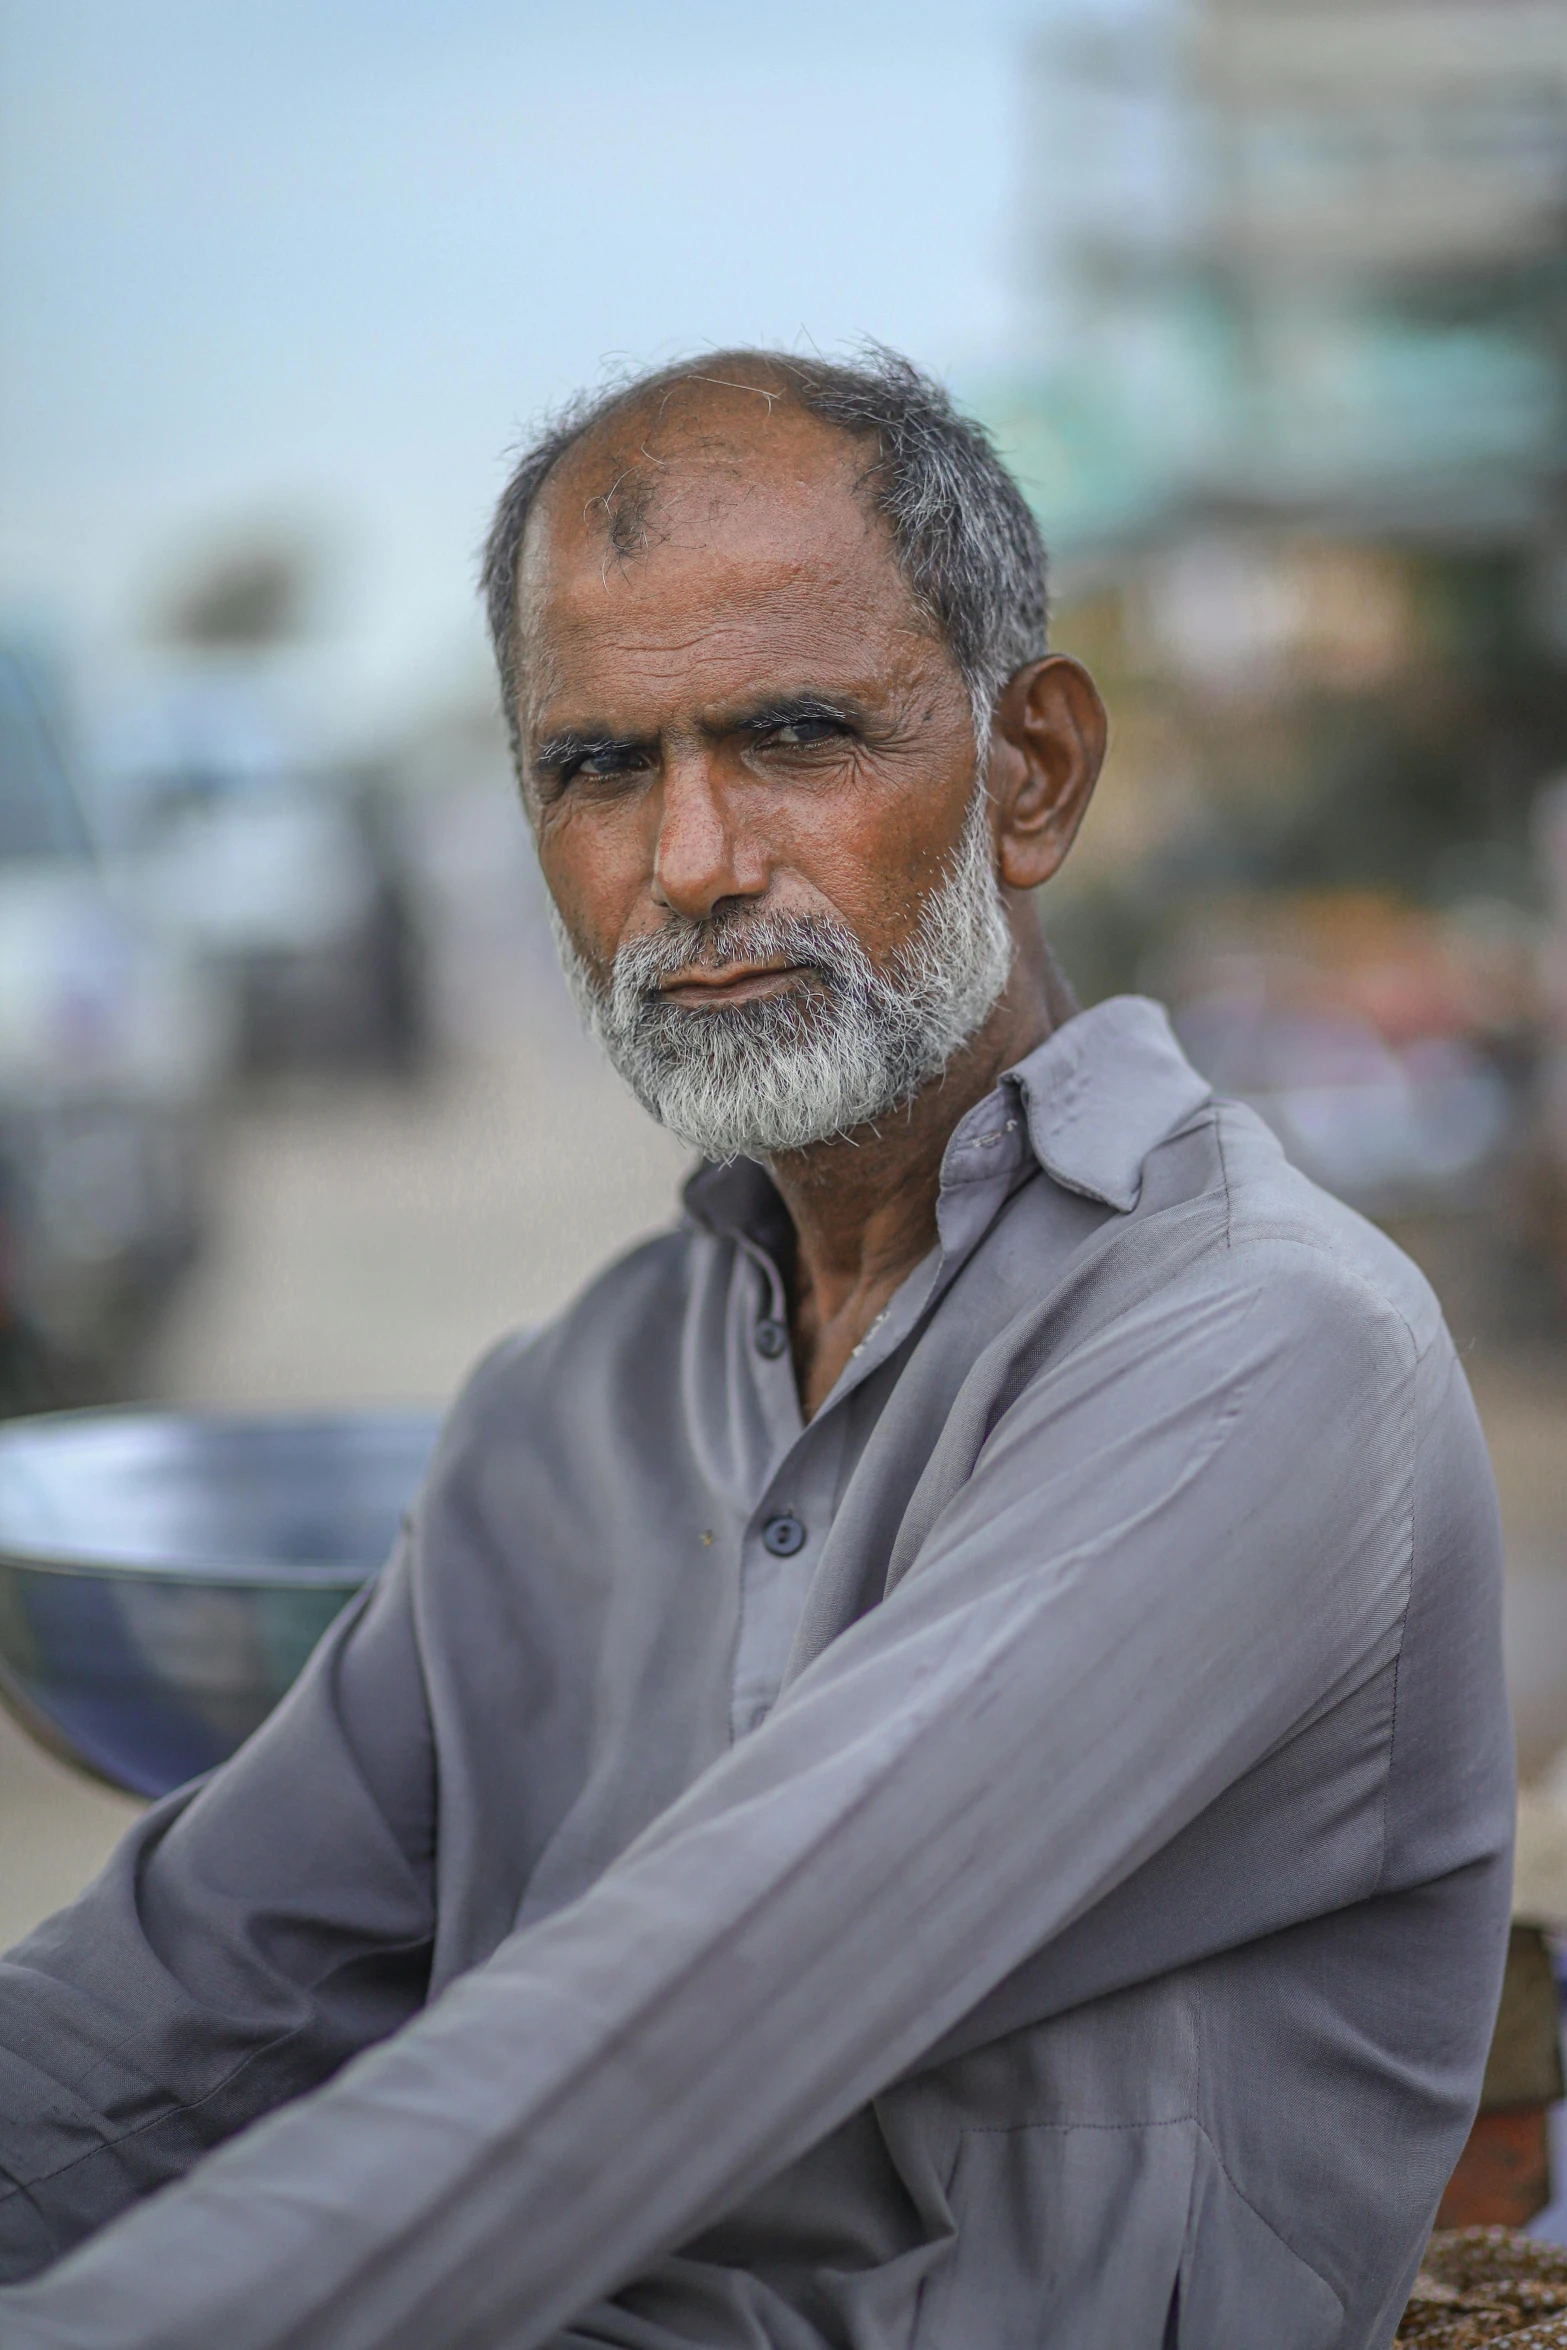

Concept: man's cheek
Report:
left=546, top=824, right=643, bottom=927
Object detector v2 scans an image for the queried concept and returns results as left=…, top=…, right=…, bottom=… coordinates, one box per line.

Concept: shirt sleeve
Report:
left=0, top=1534, right=436, bottom=2283
left=0, top=1242, right=1428, bottom=2350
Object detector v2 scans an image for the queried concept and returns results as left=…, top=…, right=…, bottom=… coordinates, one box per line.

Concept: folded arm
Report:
left=0, top=1247, right=1419, bottom=2350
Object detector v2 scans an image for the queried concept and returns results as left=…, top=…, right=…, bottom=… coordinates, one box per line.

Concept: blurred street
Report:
left=146, top=1033, right=688, bottom=1412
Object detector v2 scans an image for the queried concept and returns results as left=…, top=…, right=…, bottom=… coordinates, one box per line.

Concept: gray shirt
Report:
left=0, top=997, right=1514, bottom=2350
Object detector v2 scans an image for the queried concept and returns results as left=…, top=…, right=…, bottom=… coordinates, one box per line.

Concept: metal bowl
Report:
left=0, top=1408, right=439, bottom=1797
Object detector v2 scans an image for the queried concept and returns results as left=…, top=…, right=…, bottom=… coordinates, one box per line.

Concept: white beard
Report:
left=548, top=785, right=1014, bottom=1160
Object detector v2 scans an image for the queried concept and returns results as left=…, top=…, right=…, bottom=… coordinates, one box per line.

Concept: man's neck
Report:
left=766, top=920, right=1073, bottom=1419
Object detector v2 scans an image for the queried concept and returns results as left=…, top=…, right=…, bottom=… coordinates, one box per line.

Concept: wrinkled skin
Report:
left=511, top=368, right=1107, bottom=1414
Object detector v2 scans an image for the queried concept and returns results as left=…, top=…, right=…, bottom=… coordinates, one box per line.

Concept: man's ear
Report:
left=988, top=655, right=1107, bottom=893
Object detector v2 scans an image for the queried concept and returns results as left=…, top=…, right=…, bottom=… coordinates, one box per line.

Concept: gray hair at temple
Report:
left=479, top=345, right=1051, bottom=762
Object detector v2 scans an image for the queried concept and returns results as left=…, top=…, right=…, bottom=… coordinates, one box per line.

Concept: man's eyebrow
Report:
left=528, top=726, right=651, bottom=772
left=532, top=695, right=869, bottom=768
left=721, top=691, right=866, bottom=736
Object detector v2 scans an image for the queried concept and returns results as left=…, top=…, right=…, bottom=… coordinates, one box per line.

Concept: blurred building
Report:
left=1005, top=0, right=1567, bottom=553
left=1183, top=0, right=1566, bottom=533
left=991, top=0, right=1567, bottom=1285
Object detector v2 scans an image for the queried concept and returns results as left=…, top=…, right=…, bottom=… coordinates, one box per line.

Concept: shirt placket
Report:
left=728, top=1239, right=841, bottom=1737
left=715, top=1097, right=1032, bottom=1742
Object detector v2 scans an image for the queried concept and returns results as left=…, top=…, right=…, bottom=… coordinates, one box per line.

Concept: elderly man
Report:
left=0, top=350, right=1512, bottom=2350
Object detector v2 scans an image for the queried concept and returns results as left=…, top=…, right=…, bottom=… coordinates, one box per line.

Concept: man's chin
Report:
left=624, top=1054, right=864, bottom=1161
left=637, top=1070, right=912, bottom=1163
left=600, top=991, right=934, bottom=1158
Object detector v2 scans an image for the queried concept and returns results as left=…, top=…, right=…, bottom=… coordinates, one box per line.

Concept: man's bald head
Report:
left=539, top=357, right=825, bottom=569
left=480, top=347, right=1049, bottom=763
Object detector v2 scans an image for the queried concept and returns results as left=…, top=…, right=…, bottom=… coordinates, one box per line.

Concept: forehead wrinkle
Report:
left=534, top=576, right=915, bottom=692
left=521, top=560, right=952, bottom=747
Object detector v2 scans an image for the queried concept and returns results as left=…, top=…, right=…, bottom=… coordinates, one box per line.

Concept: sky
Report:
left=0, top=0, right=1146, bottom=749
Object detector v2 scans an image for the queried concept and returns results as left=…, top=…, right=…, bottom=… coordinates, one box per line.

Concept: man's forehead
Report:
left=519, top=389, right=895, bottom=615
left=513, top=385, right=934, bottom=724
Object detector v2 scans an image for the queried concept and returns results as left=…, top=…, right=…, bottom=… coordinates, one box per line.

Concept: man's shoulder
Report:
left=1053, top=1093, right=1450, bottom=1433
left=1033, top=1000, right=1437, bottom=1365
left=1198, top=1096, right=1446, bottom=1364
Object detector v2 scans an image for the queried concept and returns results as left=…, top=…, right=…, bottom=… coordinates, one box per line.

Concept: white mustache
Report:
left=613, top=910, right=870, bottom=1007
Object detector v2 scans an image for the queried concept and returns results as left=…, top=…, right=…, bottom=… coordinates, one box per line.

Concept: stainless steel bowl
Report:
left=0, top=1408, right=440, bottom=1797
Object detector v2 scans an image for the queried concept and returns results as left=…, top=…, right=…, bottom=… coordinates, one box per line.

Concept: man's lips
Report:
left=657, top=962, right=814, bottom=1009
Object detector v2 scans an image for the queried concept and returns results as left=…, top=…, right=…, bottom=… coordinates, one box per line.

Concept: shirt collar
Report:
left=681, top=994, right=1211, bottom=1239
left=999, top=994, right=1212, bottom=1213
left=681, top=1153, right=784, bottom=1246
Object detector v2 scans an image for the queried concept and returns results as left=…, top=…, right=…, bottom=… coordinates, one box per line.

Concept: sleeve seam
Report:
left=0, top=2021, right=315, bottom=2203
left=1213, top=1102, right=1234, bottom=1251
left=1217, top=1224, right=1430, bottom=1373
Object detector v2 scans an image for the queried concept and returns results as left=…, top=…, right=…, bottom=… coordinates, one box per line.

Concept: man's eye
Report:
left=766, top=718, right=842, bottom=749
left=551, top=744, right=650, bottom=786
left=577, top=746, right=646, bottom=778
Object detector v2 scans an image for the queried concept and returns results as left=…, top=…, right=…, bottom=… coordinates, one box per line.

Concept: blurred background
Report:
left=4, top=0, right=1567, bottom=1952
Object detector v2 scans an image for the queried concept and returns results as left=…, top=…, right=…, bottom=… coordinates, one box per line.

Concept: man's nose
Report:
left=650, top=753, right=768, bottom=920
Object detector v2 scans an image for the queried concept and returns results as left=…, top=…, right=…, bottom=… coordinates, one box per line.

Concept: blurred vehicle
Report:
left=0, top=641, right=221, bottom=1411
left=128, top=766, right=430, bottom=1078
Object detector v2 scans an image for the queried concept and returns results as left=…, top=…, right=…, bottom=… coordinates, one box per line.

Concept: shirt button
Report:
left=755, top=1317, right=788, bottom=1360
left=762, top=1513, right=806, bottom=1557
